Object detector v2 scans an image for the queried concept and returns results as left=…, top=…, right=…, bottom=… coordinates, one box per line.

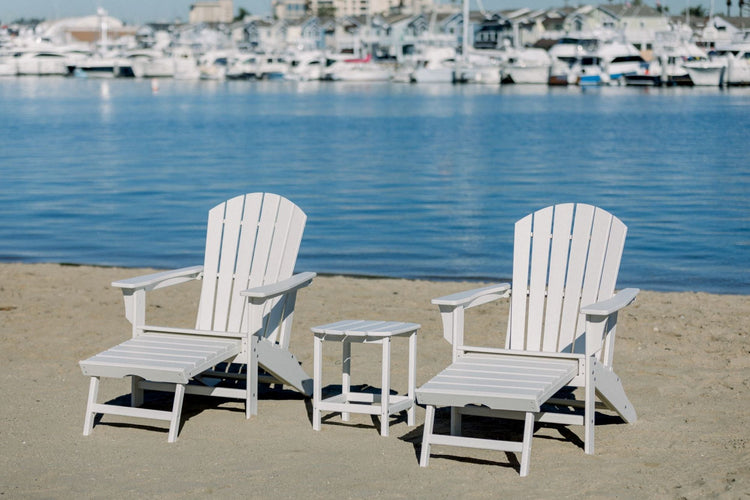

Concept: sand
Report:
left=0, top=263, right=748, bottom=499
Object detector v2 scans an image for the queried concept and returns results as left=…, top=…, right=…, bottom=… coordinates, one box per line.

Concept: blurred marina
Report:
left=1, top=2, right=750, bottom=87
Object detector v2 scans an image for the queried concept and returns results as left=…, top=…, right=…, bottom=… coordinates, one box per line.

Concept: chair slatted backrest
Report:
left=195, top=193, right=306, bottom=347
left=507, top=204, right=627, bottom=357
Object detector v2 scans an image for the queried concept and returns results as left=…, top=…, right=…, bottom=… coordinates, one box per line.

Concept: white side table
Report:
left=311, top=320, right=419, bottom=436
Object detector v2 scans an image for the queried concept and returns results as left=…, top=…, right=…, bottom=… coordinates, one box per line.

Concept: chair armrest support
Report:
left=112, top=265, right=204, bottom=292
left=240, top=272, right=316, bottom=304
left=113, top=266, right=204, bottom=329
left=432, top=283, right=511, bottom=350
left=582, top=288, right=639, bottom=358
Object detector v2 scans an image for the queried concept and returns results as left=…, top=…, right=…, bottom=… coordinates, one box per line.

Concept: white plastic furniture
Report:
left=80, top=193, right=315, bottom=442
left=311, top=320, right=419, bottom=436
left=417, top=203, right=638, bottom=476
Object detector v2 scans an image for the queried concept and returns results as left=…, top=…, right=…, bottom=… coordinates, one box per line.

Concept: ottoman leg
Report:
left=380, top=337, right=391, bottom=436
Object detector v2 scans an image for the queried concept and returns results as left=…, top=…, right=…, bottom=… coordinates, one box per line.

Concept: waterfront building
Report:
left=189, top=0, right=233, bottom=24
left=31, top=13, right=137, bottom=47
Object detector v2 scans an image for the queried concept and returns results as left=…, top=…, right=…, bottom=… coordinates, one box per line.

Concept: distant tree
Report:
left=234, top=7, right=251, bottom=22
left=317, top=5, right=337, bottom=17
left=11, top=17, right=45, bottom=26
left=680, top=5, right=708, bottom=16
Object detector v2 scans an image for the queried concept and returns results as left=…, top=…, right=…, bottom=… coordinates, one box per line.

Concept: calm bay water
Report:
left=0, top=78, right=748, bottom=294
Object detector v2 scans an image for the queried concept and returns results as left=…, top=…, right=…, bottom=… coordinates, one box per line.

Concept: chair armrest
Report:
left=581, top=288, right=639, bottom=317
left=112, top=265, right=204, bottom=292
left=240, top=272, right=316, bottom=304
left=432, top=283, right=511, bottom=308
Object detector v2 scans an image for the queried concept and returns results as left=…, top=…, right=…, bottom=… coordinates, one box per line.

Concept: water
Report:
left=1, top=77, right=748, bottom=294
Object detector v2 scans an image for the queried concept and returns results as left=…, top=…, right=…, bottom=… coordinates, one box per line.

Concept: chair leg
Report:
left=247, top=335, right=259, bottom=419
left=380, top=337, right=391, bottom=437
left=341, top=340, right=351, bottom=422
left=450, top=407, right=462, bottom=436
left=584, top=357, right=595, bottom=455
left=407, top=332, right=417, bottom=427
left=167, top=383, right=185, bottom=443
left=83, top=376, right=100, bottom=436
left=420, top=405, right=435, bottom=467
left=519, top=412, right=535, bottom=477
left=131, top=376, right=144, bottom=407
left=312, top=335, right=323, bottom=431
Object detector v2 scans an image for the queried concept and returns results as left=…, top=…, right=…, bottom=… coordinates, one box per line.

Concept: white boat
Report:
left=649, top=31, right=711, bottom=86
left=69, top=53, right=128, bottom=78
left=286, top=51, right=325, bottom=81
left=725, top=49, right=750, bottom=85
left=226, top=54, right=260, bottom=80
left=409, top=47, right=457, bottom=84
left=504, top=48, right=551, bottom=84
left=225, top=52, right=288, bottom=80
left=198, top=50, right=236, bottom=80
left=14, top=50, right=70, bottom=76
left=323, top=54, right=392, bottom=82
left=256, top=54, right=288, bottom=80
left=460, top=52, right=502, bottom=85
left=599, top=40, right=647, bottom=84
left=547, top=36, right=600, bottom=85
left=713, top=30, right=750, bottom=86
left=125, top=50, right=176, bottom=78
left=172, top=47, right=200, bottom=80
left=0, top=52, right=16, bottom=76
left=67, top=8, right=132, bottom=78
left=683, top=58, right=725, bottom=86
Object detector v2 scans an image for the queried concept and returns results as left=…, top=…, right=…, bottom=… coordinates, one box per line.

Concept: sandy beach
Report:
left=0, top=262, right=748, bottom=498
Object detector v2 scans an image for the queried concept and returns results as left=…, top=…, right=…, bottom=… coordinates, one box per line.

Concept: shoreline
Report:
left=7, top=260, right=748, bottom=296
left=1, top=262, right=748, bottom=498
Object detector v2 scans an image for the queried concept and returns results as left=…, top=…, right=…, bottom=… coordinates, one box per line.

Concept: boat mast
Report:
left=462, top=0, right=470, bottom=59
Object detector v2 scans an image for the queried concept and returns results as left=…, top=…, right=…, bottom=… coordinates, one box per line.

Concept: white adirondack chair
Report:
left=416, top=203, right=638, bottom=476
left=80, top=193, right=316, bottom=442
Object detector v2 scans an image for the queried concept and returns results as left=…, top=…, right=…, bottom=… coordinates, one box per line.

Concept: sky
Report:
left=1, top=0, right=710, bottom=25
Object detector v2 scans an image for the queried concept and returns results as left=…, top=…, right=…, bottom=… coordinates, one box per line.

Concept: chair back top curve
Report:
left=506, top=203, right=627, bottom=354
left=195, top=193, right=306, bottom=340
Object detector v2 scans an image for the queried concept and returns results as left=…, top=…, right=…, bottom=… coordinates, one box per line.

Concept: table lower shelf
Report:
left=317, top=392, right=414, bottom=416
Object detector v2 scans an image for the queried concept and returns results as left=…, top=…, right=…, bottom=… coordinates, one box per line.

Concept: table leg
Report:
left=342, top=339, right=351, bottom=422
left=381, top=337, right=391, bottom=436
left=407, top=331, right=417, bottom=426
left=313, top=335, right=322, bottom=431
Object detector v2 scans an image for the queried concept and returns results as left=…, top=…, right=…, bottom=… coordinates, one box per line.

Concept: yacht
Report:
left=171, top=47, right=200, bottom=80
left=712, top=30, right=750, bottom=86
left=503, top=48, right=551, bottom=85
left=648, top=30, right=710, bottom=86
left=599, top=40, right=648, bottom=84
left=409, top=47, right=457, bottom=84
left=257, top=54, right=288, bottom=80
left=226, top=54, right=260, bottom=80
left=323, top=54, right=392, bottom=82
left=682, top=57, right=725, bottom=86
left=125, top=49, right=176, bottom=78
left=198, top=50, right=236, bottom=80
left=286, top=51, right=325, bottom=81
left=547, top=36, right=599, bottom=85
left=0, top=51, right=17, bottom=76
left=14, top=50, right=70, bottom=76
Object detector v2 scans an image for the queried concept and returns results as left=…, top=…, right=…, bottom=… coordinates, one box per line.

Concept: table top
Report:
left=311, top=319, right=420, bottom=338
